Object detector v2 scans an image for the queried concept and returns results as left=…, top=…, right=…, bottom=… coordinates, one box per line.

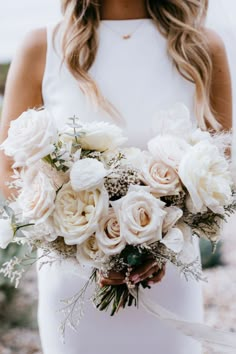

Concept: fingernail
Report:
left=148, top=281, right=154, bottom=286
left=134, top=278, right=141, bottom=284
left=131, top=275, right=140, bottom=282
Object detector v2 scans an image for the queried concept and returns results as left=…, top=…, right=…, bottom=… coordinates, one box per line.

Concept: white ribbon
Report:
left=130, top=288, right=236, bottom=353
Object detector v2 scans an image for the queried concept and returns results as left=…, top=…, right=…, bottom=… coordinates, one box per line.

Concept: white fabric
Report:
left=38, top=19, right=203, bottom=354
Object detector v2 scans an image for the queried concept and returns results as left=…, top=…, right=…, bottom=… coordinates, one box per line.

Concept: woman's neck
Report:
left=100, top=0, right=149, bottom=20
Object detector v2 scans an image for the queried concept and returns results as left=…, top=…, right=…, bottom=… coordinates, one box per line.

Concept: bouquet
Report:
left=0, top=104, right=235, bottom=339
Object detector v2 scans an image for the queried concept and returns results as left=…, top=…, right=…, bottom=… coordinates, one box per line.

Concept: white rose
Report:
left=64, top=121, right=127, bottom=152
left=96, top=208, right=126, bottom=256
left=111, top=185, right=166, bottom=245
left=0, top=219, right=14, bottom=249
left=163, top=206, right=183, bottom=233
left=1, top=109, right=57, bottom=168
left=140, top=152, right=182, bottom=196
left=189, top=128, right=212, bottom=146
left=151, top=103, right=193, bottom=139
left=53, top=183, right=109, bottom=245
left=148, top=135, right=190, bottom=170
left=70, top=158, right=108, bottom=191
left=119, top=147, right=143, bottom=169
left=76, top=235, right=105, bottom=268
left=179, top=140, right=233, bottom=214
left=17, top=167, right=56, bottom=224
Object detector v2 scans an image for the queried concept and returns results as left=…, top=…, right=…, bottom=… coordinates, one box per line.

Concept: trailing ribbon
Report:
left=130, top=288, right=236, bottom=353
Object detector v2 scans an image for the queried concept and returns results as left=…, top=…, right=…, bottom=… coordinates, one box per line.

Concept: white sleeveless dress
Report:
left=38, top=19, right=203, bottom=354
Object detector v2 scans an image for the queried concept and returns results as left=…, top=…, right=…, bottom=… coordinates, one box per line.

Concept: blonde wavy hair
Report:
left=58, top=0, right=220, bottom=130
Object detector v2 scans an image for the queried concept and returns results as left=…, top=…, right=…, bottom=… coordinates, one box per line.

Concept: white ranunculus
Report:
left=0, top=219, right=14, bottom=249
left=179, top=140, right=233, bottom=214
left=163, top=206, right=183, bottom=234
left=111, top=185, right=166, bottom=245
left=18, top=167, right=56, bottom=224
left=160, top=228, right=184, bottom=253
left=140, top=152, right=182, bottom=197
left=70, top=158, right=108, bottom=192
left=68, top=121, right=127, bottom=152
left=1, top=109, right=57, bottom=168
left=189, top=128, right=212, bottom=146
left=53, top=183, right=109, bottom=245
left=96, top=208, right=126, bottom=256
left=76, top=235, right=105, bottom=268
left=151, top=103, right=194, bottom=139
left=148, top=135, right=190, bottom=170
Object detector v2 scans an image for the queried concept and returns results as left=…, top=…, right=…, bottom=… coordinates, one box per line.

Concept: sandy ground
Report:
left=0, top=216, right=235, bottom=354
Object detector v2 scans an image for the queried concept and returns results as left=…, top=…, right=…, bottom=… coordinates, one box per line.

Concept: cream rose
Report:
left=179, top=140, right=233, bottom=214
left=111, top=185, right=166, bottom=245
left=70, top=158, right=108, bottom=191
left=1, top=109, right=57, bottom=168
left=76, top=235, right=105, bottom=268
left=96, top=208, right=126, bottom=256
left=0, top=219, right=14, bottom=249
left=21, top=217, right=57, bottom=242
left=18, top=167, right=56, bottom=224
left=140, top=152, right=182, bottom=196
left=147, top=135, right=190, bottom=170
left=53, top=183, right=109, bottom=245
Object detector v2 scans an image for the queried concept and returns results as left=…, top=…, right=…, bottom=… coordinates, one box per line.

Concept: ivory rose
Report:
left=96, top=209, right=126, bottom=256
left=76, top=235, right=105, bottom=268
left=53, top=183, right=109, bottom=245
left=1, top=109, right=57, bottom=168
left=140, top=152, right=182, bottom=196
left=18, top=167, right=56, bottom=224
left=111, top=185, right=166, bottom=245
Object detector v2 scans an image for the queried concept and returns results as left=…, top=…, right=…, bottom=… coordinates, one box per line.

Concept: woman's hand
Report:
left=99, top=259, right=166, bottom=287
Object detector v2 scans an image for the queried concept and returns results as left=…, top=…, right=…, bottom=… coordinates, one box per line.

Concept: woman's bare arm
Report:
left=206, top=29, right=232, bottom=130
left=0, top=28, right=46, bottom=198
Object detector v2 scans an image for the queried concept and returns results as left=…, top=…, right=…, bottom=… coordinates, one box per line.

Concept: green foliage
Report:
left=200, top=238, right=223, bottom=269
left=0, top=63, right=10, bottom=95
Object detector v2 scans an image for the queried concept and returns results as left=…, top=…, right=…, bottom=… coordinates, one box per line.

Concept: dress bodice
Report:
left=42, top=19, right=196, bottom=149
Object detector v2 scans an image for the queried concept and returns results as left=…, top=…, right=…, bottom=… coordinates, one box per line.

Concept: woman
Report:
left=0, top=0, right=232, bottom=353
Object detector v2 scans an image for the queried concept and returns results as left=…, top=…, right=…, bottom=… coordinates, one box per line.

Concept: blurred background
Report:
left=0, top=1, right=236, bottom=353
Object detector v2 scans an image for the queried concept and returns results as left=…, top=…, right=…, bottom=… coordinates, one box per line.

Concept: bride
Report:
left=0, top=0, right=232, bottom=353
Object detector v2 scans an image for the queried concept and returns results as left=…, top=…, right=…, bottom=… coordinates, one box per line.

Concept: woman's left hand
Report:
left=130, top=259, right=166, bottom=286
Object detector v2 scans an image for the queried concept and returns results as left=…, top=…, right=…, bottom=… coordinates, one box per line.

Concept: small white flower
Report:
left=140, top=152, right=182, bottom=196
left=179, top=140, right=233, bottom=214
left=111, top=185, right=166, bottom=245
left=96, top=208, right=126, bottom=256
left=163, top=206, right=183, bottom=234
left=0, top=219, right=14, bottom=249
left=1, top=109, right=57, bottom=168
left=70, top=158, right=108, bottom=192
left=17, top=167, right=56, bottom=224
left=160, top=228, right=184, bottom=254
left=148, top=135, right=190, bottom=170
left=53, top=183, right=109, bottom=245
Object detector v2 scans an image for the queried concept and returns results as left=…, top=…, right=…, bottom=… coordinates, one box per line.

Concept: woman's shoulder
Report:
left=204, top=28, right=226, bottom=54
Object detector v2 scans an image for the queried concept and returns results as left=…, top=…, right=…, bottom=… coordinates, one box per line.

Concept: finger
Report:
left=104, top=270, right=125, bottom=280
left=137, top=265, right=160, bottom=283
left=100, top=276, right=125, bottom=287
left=148, top=267, right=166, bottom=285
left=130, top=260, right=158, bottom=282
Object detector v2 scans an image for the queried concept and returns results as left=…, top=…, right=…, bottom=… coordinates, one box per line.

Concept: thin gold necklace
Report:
left=101, top=19, right=147, bottom=40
